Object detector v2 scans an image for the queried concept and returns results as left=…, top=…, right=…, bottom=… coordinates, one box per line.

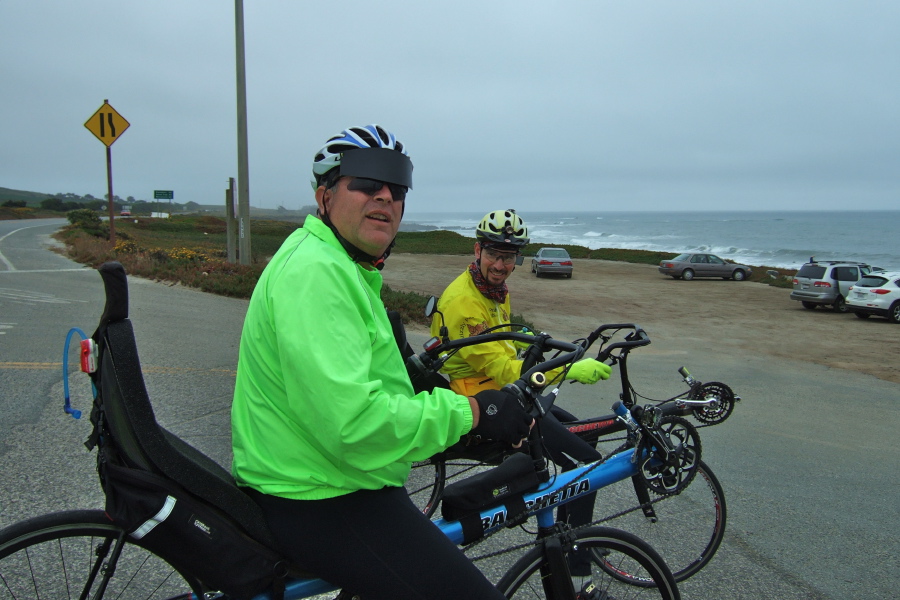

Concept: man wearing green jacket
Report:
left=231, top=125, right=530, bottom=600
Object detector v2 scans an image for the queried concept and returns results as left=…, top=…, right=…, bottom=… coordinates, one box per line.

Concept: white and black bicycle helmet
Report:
left=311, top=124, right=412, bottom=190
left=476, top=209, right=530, bottom=248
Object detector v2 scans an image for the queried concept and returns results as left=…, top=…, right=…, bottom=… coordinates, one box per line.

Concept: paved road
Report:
left=0, top=220, right=897, bottom=599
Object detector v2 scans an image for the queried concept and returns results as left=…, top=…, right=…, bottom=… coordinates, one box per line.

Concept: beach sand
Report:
left=382, top=254, right=899, bottom=385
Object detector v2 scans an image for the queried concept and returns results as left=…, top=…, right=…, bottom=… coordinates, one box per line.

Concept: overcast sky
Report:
left=2, top=1, right=898, bottom=215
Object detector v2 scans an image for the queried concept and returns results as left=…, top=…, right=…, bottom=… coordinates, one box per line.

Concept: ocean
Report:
left=401, top=210, right=900, bottom=270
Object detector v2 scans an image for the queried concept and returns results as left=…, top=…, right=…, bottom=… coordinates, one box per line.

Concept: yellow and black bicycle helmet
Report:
left=476, top=209, right=530, bottom=248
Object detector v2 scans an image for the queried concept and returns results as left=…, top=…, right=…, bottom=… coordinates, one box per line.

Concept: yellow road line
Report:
left=0, top=362, right=236, bottom=376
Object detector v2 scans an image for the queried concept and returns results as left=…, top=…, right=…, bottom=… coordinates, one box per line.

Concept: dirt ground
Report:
left=381, top=254, right=899, bottom=385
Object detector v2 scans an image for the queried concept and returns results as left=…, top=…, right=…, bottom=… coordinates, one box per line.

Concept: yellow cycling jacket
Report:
left=430, top=270, right=523, bottom=396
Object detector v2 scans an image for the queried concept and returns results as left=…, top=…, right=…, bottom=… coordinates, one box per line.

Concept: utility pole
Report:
left=235, top=0, right=251, bottom=265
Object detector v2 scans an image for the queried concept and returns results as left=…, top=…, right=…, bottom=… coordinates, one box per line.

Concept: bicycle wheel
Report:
left=406, top=458, right=445, bottom=516
left=496, top=526, right=679, bottom=600
left=591, top=459, right=726, bottom=583
left=0, top=509, right=203, bottom=599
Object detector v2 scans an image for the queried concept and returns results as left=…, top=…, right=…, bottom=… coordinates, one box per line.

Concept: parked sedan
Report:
left=531, top=247, right=573, bottom=278
left=846, top=271, right=900, bottom=323
left=658, top=253, right=753, bottom=281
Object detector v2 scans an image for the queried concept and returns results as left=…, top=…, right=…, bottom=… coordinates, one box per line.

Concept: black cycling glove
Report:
left=471, top=389, right=532, bottom=445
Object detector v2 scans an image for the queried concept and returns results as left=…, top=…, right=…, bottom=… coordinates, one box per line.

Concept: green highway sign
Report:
left=154, top=190, right=174, bottom=200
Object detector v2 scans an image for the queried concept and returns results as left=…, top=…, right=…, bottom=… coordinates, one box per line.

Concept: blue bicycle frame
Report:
left=256, top=444, right=642, bottom=600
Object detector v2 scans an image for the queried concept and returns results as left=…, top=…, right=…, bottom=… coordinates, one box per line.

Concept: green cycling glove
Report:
left=566, top=358, right=612, bottom=384
left=513, top=328, right=536, bottom=352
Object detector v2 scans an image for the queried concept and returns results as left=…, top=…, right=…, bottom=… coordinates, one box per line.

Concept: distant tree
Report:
left=2, top=200, right=27, bottom=208
left=184, top=201, right=200, bottom=211
left=40, top=197, right=66, bottom=211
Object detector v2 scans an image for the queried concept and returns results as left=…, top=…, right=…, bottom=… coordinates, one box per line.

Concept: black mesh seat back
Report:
left=96, top=269, right=277, bottom=548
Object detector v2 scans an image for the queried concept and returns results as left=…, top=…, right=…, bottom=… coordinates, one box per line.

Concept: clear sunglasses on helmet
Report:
left=346, top=177, right=408, bottom=202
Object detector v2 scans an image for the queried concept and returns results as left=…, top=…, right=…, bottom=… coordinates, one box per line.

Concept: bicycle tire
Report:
left=0, top=509, right=204, bottom=599
left=496, top=526, right=680, bottom=600
left=407, top=458, right=445, bottom=516
left=592, top=459, right=726, bottom=583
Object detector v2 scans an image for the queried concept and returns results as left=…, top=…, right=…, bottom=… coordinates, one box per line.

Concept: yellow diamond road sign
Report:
left=84, top=101, right=130, bottom=147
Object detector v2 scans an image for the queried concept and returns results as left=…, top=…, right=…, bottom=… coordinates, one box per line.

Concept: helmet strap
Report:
left=318, top=207, right=393, bottom=271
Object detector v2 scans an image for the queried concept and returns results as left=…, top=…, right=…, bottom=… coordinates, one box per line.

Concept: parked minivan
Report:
left=790, top=260, right=879, bottom=312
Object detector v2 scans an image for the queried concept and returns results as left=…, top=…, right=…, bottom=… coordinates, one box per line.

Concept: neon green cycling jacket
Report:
left=232, top=216, right=473, bottom=500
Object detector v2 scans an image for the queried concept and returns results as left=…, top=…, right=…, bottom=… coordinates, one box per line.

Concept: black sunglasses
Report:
left=346, top=177, right=408, bottom=202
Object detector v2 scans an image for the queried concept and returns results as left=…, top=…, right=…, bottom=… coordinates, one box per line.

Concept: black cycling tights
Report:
left=248, top=486, right=505, bottom=600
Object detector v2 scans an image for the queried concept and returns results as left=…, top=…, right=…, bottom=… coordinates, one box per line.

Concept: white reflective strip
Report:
left=131, top=495, right=177, bottom=539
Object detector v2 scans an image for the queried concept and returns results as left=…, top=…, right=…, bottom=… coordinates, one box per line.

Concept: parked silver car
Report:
left=790, top=260, right=878, bottom=313
left=658, top=253, right=752, bottom=281
left=531, top=247, right=573, bottom=278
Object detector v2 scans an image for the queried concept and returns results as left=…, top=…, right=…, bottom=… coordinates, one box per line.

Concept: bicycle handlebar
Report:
left=413, top=331, right=583, bottom=395
left=585, top=323, right=651, bottom=362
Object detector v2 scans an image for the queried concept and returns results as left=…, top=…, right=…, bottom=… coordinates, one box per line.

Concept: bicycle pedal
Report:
left=575, top=581, right=604, bottom=600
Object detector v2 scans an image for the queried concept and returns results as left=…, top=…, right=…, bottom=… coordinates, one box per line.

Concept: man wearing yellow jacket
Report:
left=430, top=209, right=611, bottom=395
left=430, top=209, right=611, bottom=585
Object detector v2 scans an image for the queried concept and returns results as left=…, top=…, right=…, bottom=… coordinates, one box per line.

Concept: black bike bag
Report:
left=440, top=452, right=539, bottom=543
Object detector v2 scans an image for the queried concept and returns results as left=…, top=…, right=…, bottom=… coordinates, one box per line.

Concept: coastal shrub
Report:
left=67, top=208, right=109, bottom=238
left=394, top=230, right=474, bottom=255
left=382, top=286, right=432, bottom=327
left=0, top=206, right=35, bottom=219
left=114, top=239, right=141, bottom=255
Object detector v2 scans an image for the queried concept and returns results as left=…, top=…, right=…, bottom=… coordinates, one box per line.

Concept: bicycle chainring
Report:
left=689, top=382, right=736, bottom=425
left=638, top=415, right=701, bottom=495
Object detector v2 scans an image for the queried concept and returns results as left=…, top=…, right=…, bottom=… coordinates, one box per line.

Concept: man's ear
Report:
left=474, top=242, right=482, bottom=259
left=315, top=186, right=330, bottom=214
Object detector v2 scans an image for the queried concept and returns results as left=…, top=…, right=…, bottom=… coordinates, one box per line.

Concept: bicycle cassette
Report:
left=637, top=416, right=701, bottom=495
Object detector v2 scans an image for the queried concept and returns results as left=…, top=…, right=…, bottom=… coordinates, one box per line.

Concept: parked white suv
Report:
left=846, top=271, right=900, bottom=323
left=790, top=260, right=879, bottom=313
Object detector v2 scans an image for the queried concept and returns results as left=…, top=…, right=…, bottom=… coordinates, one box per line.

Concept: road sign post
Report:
left=85, top=100, right=130, bottom=244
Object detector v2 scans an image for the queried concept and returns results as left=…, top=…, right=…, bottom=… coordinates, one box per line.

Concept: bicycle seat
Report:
left=90, top=261, right=278, bottom=550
